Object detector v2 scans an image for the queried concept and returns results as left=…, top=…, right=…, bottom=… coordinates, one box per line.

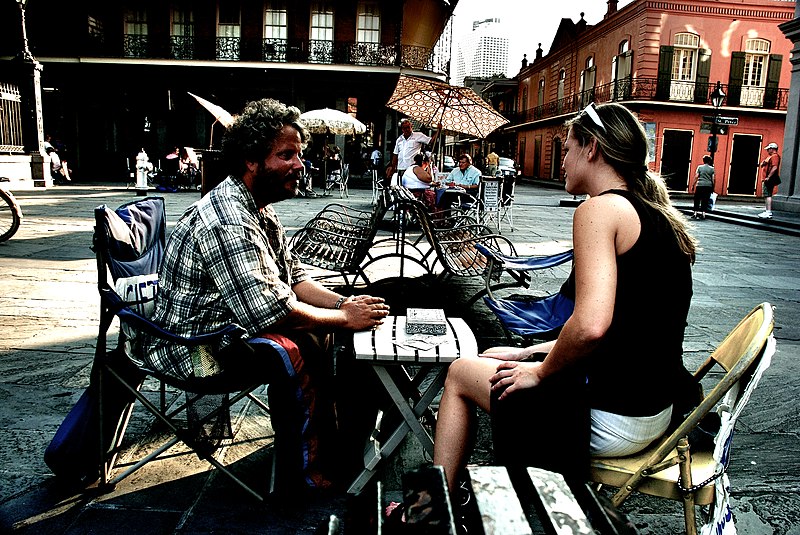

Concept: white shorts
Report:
left=590, top=406, right=672, bottom=457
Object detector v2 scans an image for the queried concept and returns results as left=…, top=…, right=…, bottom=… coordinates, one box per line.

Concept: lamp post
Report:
left=709, top=81, right=726, bottom=165
left=15, top=0, right=49, bottom=186
left=16, top=0, right=35, bottom=62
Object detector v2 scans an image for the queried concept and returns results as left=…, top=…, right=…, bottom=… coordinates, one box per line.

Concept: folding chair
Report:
left=498, top=175, right=515, bottom=231
left=370, top=169, right=383, bottom=206
left=590, top=302, right=775, bottom=535
left=92, top=196, right=274, bottom=501
left=340, top=163, right=350, bottom=198
left=323, top=162, right=349, bottom=198
left=475, top=243, right=575, bottom=344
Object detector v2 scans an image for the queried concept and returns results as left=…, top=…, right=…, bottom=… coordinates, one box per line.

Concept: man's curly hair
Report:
left=221, top=98, right=309, bottom=177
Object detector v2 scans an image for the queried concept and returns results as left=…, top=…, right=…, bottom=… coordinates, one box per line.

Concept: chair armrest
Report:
left=102, top=286, right=246, bottom=346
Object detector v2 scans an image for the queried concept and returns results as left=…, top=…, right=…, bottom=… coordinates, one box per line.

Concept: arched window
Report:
left=741, top=38, right=771, bottom=106
left=670, top=33, right=699, bottom=101
left=537, top=78, right=545, bottom=108
left=580, top=56, right=596, bottom=107
left=611, top=39, right=632, bottom=100
left=557, top=69, right=566, bottom=112
left=744, top=38, right=770, bottom=86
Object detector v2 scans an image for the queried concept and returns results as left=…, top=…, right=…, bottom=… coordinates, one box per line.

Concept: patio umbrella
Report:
left=299, top=108, right=367, bottom=136
left=188, top=92, right=234, bottom=149
left=385, top=75, right=509, bottom=139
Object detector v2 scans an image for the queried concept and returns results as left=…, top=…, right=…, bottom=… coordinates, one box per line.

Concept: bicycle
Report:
left=0, top=179, right=23, bottom=243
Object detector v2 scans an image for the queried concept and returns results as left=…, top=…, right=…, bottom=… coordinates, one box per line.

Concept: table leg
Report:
left=346, top=365, right=448, bottom=495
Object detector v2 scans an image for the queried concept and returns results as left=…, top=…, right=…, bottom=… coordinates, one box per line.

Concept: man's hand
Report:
left=340, top=295, right=390, bottom=331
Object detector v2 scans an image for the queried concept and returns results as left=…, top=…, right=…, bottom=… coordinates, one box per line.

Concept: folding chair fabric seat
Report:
left=482, top=291, right=574, bottom=339
left=475, top=243, right=575, bottom=342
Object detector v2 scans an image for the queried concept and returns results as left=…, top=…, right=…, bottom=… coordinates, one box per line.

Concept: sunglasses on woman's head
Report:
left=582, top=103, right=606, bottom=131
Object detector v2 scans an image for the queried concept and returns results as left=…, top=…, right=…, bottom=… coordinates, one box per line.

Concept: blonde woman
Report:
left=432, top=103, right=698, bottom=495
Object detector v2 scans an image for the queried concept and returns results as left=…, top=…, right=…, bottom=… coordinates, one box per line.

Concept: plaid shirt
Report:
left=145, top=177, right=308, bottom=379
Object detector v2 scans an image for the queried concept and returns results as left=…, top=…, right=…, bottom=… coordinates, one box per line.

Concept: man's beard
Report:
left=251, top=165, right=300, bottom=205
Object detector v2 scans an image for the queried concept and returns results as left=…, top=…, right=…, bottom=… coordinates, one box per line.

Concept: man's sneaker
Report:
left=757, top=211, right=773, bottom=219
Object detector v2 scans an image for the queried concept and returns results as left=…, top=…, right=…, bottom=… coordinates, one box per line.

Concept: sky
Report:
left=450, top=0, right=635, bottom=77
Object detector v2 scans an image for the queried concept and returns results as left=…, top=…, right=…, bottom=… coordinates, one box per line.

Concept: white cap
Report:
left=766, top=142, right=778, bottom=150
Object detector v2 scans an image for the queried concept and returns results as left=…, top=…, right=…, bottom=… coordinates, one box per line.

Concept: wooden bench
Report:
left=462, top=465, right=637, bottom=534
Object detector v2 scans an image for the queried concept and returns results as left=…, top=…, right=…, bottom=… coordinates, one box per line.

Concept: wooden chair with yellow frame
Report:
left=589, top=302, right=775, bottom=534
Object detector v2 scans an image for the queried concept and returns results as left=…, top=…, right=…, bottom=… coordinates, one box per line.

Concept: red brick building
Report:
left=509, top=0, right=794, bottom=198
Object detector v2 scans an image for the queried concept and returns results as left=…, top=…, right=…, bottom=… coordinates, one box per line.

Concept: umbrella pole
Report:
left=209, top=119, right=219, bottom=150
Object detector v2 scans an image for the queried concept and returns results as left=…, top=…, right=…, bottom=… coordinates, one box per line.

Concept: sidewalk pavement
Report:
left=1, top=181, right=799, bottom=534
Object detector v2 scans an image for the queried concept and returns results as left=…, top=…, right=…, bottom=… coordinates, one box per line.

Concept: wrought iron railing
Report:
left=511, top=78, right=789, bottom=125
left=109, top=34, right=444, bottom=72
left=0, top=81, right=24, bottom=153
left=170, top=36, right=195, bottom=60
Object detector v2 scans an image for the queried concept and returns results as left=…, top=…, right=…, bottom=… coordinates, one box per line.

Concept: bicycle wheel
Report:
left=0, top=188, right=22, bottom=243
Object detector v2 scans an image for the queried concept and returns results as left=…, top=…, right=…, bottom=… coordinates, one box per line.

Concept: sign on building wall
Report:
left=643, top=122, right=656, bottom=163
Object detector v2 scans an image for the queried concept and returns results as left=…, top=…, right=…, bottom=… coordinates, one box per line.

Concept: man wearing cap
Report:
left=759, top=142, right=781, bottom=219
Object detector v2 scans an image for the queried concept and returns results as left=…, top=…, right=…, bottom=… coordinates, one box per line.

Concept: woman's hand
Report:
left=489, top=361, right=544, bottom=401
left=479, top=346, right=529, bottom=361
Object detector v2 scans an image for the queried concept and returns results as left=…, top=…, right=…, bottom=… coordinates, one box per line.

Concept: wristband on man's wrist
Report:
left=334, top=296, right=346, bottom=309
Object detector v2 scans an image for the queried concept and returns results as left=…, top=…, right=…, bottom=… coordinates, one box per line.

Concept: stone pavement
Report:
left=0, top=180, right=799, bottom=534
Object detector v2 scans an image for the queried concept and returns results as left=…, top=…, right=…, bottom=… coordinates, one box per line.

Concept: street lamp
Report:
left=709, top=81, right=726, bottom=165
left=15, top=0, right=35, bottom=62
left=14, top=0, right=49, bottom=186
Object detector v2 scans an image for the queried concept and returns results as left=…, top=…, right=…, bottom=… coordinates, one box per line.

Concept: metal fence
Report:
left=0, top=82, right=24, bottom=153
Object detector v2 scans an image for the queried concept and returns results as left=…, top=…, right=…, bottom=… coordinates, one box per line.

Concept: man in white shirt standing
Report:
left=384, top=118, right=440, bottom=188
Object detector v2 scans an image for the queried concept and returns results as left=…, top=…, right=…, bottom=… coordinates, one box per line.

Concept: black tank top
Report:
left=561, top=190, right=693, bottom=416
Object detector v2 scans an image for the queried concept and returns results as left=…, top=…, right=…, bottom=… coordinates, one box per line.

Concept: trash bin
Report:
left=199, top=149, right=225, bottom=196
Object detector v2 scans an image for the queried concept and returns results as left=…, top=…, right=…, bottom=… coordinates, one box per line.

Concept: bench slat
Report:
left=468, top=466, right=533, bottom=534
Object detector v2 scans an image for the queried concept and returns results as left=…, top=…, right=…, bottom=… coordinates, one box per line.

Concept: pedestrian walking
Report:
left=692, top=155, right=715, bottom=219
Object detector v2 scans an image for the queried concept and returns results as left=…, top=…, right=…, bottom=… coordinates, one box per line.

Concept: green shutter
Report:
left=694, top=49, right=711, bottom=103
left=656, top=45, right=673, bottom=100
left=763, top=54, right=783, bottom=109
left=727, top=51, right=746, bottom=106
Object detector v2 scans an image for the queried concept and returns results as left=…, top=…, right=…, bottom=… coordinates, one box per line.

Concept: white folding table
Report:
left=347, top=315, right=478, bottom=495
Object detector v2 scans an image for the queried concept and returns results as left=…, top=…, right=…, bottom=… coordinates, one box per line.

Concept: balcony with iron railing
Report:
left=510, top=77, right=789, bottom=126
left=112, top=34, right=445, bottom=72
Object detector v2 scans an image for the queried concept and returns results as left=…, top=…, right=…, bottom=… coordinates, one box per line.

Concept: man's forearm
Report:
left=292, top=278, right=344, bottom=309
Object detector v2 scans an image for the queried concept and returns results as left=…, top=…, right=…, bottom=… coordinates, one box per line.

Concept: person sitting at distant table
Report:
left=402, top=153, right=437, bottom=210
left=437, top=153, right=481, bottom=209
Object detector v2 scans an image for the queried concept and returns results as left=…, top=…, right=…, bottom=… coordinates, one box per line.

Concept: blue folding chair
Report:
left=90, top=196, right=274, bottom=500
left=475, top=243, right=575, bottom=344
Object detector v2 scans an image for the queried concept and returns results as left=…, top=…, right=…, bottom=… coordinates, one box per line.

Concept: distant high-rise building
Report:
left=452, top=18, right=508, bottom=86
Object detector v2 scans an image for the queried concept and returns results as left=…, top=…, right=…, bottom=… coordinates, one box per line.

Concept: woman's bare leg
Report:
left=433, top=357, right=500, bottom=492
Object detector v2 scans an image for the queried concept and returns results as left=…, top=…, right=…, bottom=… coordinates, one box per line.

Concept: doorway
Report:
left=728, top=134, right=761, bottom=195
left=551, top=137, right=562, bottom=180
left=660, top=129, right=693, bottom=191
